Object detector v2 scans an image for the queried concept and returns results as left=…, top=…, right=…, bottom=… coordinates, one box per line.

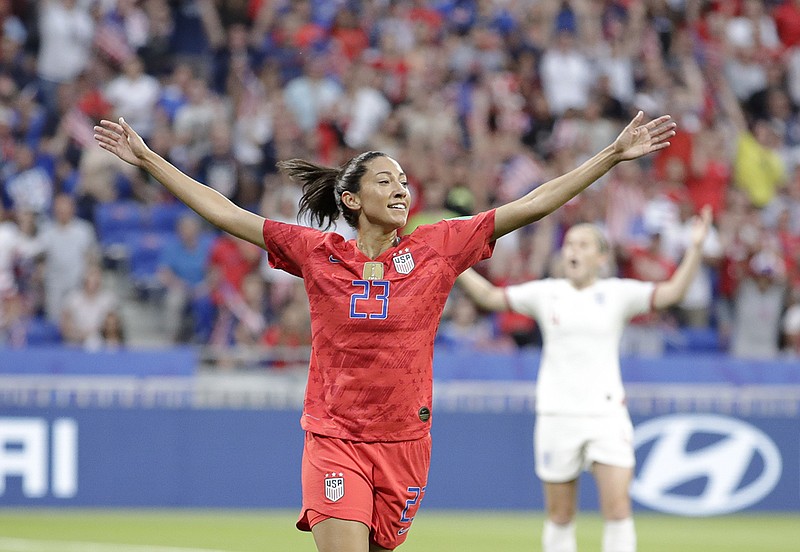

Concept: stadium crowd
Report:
left=1, top=0, right=800, bottom=365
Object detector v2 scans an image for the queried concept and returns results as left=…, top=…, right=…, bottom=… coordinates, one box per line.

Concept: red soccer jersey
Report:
left=262, top=210, right=496, bottom=442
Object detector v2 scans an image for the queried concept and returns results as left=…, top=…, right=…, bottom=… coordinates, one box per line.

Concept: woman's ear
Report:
left=341, top=190, right=360, bottom=210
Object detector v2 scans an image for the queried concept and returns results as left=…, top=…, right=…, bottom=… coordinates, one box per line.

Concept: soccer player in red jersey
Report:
left=94, top=111, right=674, bottom=552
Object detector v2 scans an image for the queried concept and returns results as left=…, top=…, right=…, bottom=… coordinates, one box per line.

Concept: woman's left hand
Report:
left=612, top=111, right=676, bottom=161
left=690, top=205, right=713, bottom=247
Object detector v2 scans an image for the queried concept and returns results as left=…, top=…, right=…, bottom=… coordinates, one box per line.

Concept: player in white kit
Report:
left=456, top=207, right=712, bottom=552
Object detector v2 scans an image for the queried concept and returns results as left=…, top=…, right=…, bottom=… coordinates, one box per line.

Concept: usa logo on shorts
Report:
left=393, top=249, right=415, bottom=274
left=325, top=473, right=345, bottom=502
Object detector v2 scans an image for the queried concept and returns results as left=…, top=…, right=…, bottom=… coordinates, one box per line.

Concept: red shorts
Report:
left=297, top=432, right=432, bottom=549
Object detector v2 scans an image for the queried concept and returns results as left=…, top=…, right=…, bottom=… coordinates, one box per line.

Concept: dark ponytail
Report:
left=277, top=159, right=340, bottom=229
left=277, top=151, right=387, bottom=230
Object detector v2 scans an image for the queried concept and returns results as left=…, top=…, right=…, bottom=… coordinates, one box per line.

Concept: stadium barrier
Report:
left=0, top=348, right=798, bottom=514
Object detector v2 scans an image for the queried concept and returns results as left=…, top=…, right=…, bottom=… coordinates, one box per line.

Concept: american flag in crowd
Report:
left=94, top=20, right=133, bottom=66
left=498, top=153, right=545, bottom=203
left=63, top=108, right=96, bottom=149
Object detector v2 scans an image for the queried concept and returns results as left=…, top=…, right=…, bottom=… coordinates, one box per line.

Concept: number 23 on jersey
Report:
left=349, top=280, right=390, bottom=320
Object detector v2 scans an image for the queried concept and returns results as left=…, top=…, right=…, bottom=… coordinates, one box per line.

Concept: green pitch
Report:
left=0, top=510, right=798, bottom=551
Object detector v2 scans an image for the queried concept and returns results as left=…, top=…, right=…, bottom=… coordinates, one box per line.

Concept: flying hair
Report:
left=277, top=151, right=387, bottom=230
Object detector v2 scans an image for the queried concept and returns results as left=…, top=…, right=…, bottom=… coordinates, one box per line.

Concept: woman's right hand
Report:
left=93, top=117, right=149, bottom=167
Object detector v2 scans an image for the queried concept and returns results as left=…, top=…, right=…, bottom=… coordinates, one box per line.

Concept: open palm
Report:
left=690, top=205, right=713, bottom=247
left=613, top=111, right=676, bottom=161
left=93, top=118, right=149, bottom=167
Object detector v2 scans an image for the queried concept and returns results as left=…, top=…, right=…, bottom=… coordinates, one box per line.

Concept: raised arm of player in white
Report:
left=651, top=205, right=713, bottom=309
left=492, top=112, right=675, bottom=241
left=93, top=118, right=266, bottom=248
left=455, top=268, right=508, bottom=312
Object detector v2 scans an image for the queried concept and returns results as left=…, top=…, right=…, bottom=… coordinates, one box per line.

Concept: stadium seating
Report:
left=126, top=231, right=174, bottom=297
left=94, top=201, right=149, bottom=261
left=149, top=202, right=190, bottom=233
left=24, top=317, right=62, bottom=346
left=664, top=327, right=723, bottom=354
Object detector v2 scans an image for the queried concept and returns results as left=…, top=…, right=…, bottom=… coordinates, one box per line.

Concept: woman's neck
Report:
left=569, top=275, right=598, bottom=290
left=356, top=228, right=400, bottom=259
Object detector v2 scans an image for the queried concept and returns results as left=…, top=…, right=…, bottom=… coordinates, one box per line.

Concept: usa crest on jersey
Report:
left=325, top=473, right=344, bottom=502
left=392, top=249, right=415, bottom=274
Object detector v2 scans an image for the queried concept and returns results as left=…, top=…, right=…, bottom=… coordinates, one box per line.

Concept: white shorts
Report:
left=534, top=411, right=634, bottom=483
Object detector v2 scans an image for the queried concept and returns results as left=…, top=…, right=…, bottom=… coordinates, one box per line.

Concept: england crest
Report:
left=393, top=249, right=415, bottom=274
left=325, top=473, right=344, bottom=502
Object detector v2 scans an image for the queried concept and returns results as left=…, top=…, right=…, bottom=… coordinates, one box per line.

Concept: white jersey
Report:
left=505, top=278, right=655, bottom=415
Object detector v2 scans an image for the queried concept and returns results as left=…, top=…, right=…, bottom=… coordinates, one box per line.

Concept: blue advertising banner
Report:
left=0, top=347, right=197, bottom=377
left=0, top=407, right=797, bottom=513
left=2, top=347, right=799, bottom=384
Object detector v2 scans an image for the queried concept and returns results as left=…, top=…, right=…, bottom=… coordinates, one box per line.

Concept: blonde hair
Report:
left=567, top=223, right=609, bottom=254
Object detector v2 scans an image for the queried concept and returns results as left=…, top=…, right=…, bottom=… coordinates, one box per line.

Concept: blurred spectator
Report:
left=774, top=0, right=800, bottom=48
left=437, top=294, right=512, bottom=351
left=59, top=262, right=118, bottom=348
left=40, top=193, right=98, bottom=321
left=0, top=8, right=33, bottom=91
left=782, top=283, right=800, bottom=355
left=282, top=55, right=342, bottom=134
left=229, top=61, right=277, bottom=176
left=540, top=28, right=593, bottom=117
left=227, top=271, right=268, bottom=347
left=157, top=213, right=213, bottom=343
left=686, top=123, right=731, bottom=218
left=334, top=62, right=391, bottom=150
left=723, top=0, right=779, bottom=101
left=605, top=162, right=648, bottom=251
left=98, top=308, right=126, bottom=350
left=0, top=203, right=19, bottom=298
left=730, top=249, right=787, bottom=359
left=714, top=63, right=787, bottom=208
left=330, top=7, right=369, bottom=62
left=156, top=62, right=193, bottom=125
left=0, top=291, right=30, bottom=347
left=196, top=121, right=239, bottom=200
left=103, top=0, right=150, bottom=55
left=172, top=76, right=228, bottom=170
left=210, top=21, right=261, bottom=96
left=2, top=142, right=53, bottom=215
left=104, top=55, right=162, bottom=140
left=786, top=37, right=800, bottom=106
left=206, top=232, right=262, bottom=340
left=168, top=0, right=224, bottom=68
left=138, top=0, right=175, bottom=76
left=13, top=208, right=46, bottom=316
left=36, top=0, right=94, bottom=111
left=261, top=297, right=312, bottom=369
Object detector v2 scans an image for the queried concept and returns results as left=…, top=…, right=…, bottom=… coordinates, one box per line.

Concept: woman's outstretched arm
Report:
left=492, top=111, right=675, bottom=240
left=652, top=205, right=713, bottom=309
left=94, top=118, right=266, bottom=247
left=455, top=268, right=508, bottom=312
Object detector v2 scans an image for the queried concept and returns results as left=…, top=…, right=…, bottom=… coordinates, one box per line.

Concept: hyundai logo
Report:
left=631, top=414, right=782, bottom=516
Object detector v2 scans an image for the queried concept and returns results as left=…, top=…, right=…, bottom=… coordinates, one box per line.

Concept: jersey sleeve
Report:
left=261, top=219, right=324, bottom=277
left=615, top=278, right=657, bottom=319
left=505, top=279, right=550, bottom=318
left=416, top=210, right=496, bottom=274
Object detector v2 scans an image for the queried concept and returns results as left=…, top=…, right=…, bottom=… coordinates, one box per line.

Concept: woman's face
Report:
left=347, top=156, right=411, bottom=231
left=561, top=225, right=606, bottom=287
